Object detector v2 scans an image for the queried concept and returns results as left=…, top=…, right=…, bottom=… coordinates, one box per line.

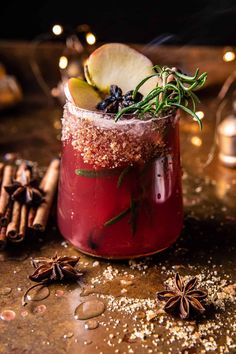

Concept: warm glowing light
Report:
left=52, top=24, right=63, bottom=36
left=193, top=111, right=205, bottom=121
left=191, top=136, right=202, bottom=147
left=53, top=120, right=61, bottom=129
left=223, top=124, right=236, bottom=136
left=86, top=32, right=96, bottom=45
left=59, top=56, right=68, bottom=69
left=223, top=51, right=235, bottom=62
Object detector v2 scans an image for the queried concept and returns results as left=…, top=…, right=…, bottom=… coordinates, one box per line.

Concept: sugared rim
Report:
left=65, top=101, right=177, bottom=126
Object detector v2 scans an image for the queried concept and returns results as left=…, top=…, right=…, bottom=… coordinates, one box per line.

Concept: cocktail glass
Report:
left=57, top=101, right=183, bottom=259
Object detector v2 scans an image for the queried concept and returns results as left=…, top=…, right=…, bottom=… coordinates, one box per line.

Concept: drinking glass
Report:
left=57, top=101, right=183, bottom=259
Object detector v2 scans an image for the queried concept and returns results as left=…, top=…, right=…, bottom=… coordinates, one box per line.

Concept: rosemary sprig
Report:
left=115, top=66, right=207, bottom=128
left=103, top=195, right=139, bottom=236
left=76, top=166, right=133, bottom=187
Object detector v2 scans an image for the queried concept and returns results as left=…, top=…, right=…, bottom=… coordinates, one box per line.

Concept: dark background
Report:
left=1, top=0, right=236, bottom=45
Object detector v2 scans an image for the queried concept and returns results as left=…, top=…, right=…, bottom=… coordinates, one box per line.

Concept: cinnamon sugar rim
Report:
left=66, top=101, right=177, bottom=126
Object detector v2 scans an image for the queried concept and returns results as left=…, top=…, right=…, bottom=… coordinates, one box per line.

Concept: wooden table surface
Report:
left=0, top=43, right=236, bottom=354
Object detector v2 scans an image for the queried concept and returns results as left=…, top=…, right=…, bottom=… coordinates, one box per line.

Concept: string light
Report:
left=52, top=24, right=63, bottom=36
left=86, top=32, right=96, bottom=45
left=191, top=136, right=202, bottom=147
left=31, top=23, right=96, bottom=102
left=223, top=51, right=235, bottom=62
left=59, top=56, right=68, bottom=69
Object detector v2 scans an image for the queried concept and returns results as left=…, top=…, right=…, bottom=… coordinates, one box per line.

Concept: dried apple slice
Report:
left=65, top=77, right=101, bottom=110
left=85, top=43, right=157, bottom=96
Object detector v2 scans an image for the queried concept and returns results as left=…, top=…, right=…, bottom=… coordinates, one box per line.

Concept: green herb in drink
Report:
left=115, top=66, right=207, bottom=128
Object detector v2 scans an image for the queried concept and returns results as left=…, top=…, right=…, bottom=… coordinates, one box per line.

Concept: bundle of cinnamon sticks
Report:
left=0, top=158, right=60, bottom=250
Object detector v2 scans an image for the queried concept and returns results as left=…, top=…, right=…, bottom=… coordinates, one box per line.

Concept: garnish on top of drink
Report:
left=57, top=43, right=207, bottom=259
left=65, top=43, right=207, bottom=127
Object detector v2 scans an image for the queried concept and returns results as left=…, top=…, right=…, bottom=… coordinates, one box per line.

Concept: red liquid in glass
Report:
left=57, top=119, right=183, bottom=258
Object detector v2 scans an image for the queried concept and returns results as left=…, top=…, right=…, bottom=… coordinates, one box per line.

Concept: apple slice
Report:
left=65, top=77, right=101, bottom=110
left=85, top=43, right=157, bottom=96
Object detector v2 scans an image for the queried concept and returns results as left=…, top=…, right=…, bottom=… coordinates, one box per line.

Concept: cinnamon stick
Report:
left=33, top=159, right=60, bottom=232
left=0, top=165, right=15, bottom=220
left=6, top=162, right=28, bottom=242
left=28, top=207, right=36, bottom=228
left=6, top=200, right=21, bottom=240
left=27, top=167, right=46, bottom=229
left=0, top=226, right=7, bottom=250
left=16, top=204, right=28, bottom=243
left=1, top=200, right=13, bottom=227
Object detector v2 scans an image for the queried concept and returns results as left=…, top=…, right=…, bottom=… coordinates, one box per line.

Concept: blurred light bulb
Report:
left=193, top=111, right=205, bottom=121
left=191, top=136, right=202, bottom=147
left=52, top=24, right=63, bottom=36
left=223, top=51, right=235, bottom=62
left=86, top=32, right=96, bottom=45
left=59, top=56, right=68, bottom=69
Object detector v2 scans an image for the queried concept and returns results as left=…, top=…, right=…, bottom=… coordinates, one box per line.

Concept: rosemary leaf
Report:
left=155, top=101, right=164, bottom=115
left=75, top=168, right=119, bottom=178
left=115, top=105, right=138, bottom=121
left=129, top=198, right=138, bottom=236
left=117, top=166, right=132, bottom=188
left=188, top=91, right=197, bottom=112
left=153, top=65, right=162, bottom=73
left=173, top=68, right=199, bottom=82
left=172, top=103, right=202, bottom=130
left=104, top=207, right=131, bottom=227
left=190, top=91, right=201, bottom=104
left=132, top=74, right=158, bottom=99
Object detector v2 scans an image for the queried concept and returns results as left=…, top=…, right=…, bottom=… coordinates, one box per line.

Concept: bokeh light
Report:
left=191, top=136, right=202, bottom=147
left=52, top=24, right=63, bottom=36
left=223, top=51, right=235, bottom=62
left=86, top=32, right=96, bottom=45
left=59, top=56, right=68, bottom=69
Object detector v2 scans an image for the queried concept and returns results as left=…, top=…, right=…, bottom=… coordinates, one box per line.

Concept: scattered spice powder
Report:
left=84, top=258, right=236, bottom=353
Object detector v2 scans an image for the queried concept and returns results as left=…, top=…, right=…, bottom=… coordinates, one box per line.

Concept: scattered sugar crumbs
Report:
left=88, top=260, right=236, bottom=353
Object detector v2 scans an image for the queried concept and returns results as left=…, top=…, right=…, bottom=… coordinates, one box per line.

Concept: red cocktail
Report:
left=57, top=42, right=207, bottom=258
left=57, top=102, right=183, bottom=258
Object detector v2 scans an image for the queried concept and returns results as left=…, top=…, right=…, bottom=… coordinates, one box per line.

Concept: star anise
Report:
left=22, top=253, right=83, bottom=306
left=96, top=85, right=143, bottom=113
left=5, top=168, right=44, bottom=206
left=157, top=273, right=207, bottom=319
left=29, top=253, right=83, bottom=282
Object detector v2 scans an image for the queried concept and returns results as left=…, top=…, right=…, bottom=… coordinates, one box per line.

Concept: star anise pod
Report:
left=122, top=90, right=143, bottom=108
left=96, top=85, right=143, bottom=113
left=157, top=273, right=207, bottom=319
left=29, top=253, right=83, bottom=282
left=5, top=168, right=44, bottom=206
left=22, top=253, right=83, bottom=306
left=96, top=85, right=122, bottom=113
